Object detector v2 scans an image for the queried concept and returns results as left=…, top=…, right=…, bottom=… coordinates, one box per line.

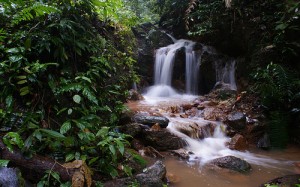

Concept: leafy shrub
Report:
left=0, top=0, right=139, bottom=179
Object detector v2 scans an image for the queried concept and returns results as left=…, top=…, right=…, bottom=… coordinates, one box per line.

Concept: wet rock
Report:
left=139, top=146, right=164, bottom=159
left=143, top=129, right=186, bottom=151
left=208, top=156, right=251, bottom=173
left=0, top=167, right=20, bottom=187
left=118, top=123, right=143, bottom=137
left=135, top=160, right=166, bottom=187
left=172, top=122, right=216, bottom=139
left=259, top=174, right=300, bottom=187
left=228, top=134, right=249, bottom=151
left=181, top=103, right=193, bottom=111
left=257, top=133, right=271, bottom=150
left=150, top=123, right=162, bottom=131
left=127, top=89, right=144, bottom=101
left=170, top=149, right=191, bottom=160
left=245, top=123, right=265, bottom=144
left=119, top=109, right=135, bottom=125
left=104, top=161, right=166, bottom=187
left=180, top=114, right=188, bottom=118
left=226, top=112, right=246, bottom=130
left=131, top=139, right=145, bottom=151
left=203, top=107, right=224, bottom=121
left=132, top=114, right=169, bottom=128
left=185, top=107, right=198, bottom=117
left=209, top=82, right=237, bottom=100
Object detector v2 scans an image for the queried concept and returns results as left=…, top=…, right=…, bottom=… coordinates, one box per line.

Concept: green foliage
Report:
left=253, top=63, right=295, bottom=110
left=0, top=160, right=10, bottom=167
left=0, top=0, right=138, bottom=181
left=268, top=111, right=289, bottom=149
left=37, top=170, right=71, bottom=187
left=274, top=1, right=300, bottom=58
left=253, top=63, right=300, bottom=148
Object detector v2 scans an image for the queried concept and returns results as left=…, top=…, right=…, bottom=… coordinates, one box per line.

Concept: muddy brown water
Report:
left=164, top=146, right=300, bottom=187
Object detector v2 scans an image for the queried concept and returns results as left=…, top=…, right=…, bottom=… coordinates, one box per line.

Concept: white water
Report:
left=215, top=59, right=237, bottom=90
left=147, top=39, right=200, bottom=97
left=168, top=121, right=293, bottom=170
left=146, top=38, right=238, bottom=97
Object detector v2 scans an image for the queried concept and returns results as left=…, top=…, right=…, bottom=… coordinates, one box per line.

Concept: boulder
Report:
left=257, top=133, right=271, bottom=150
left=142, top=129, right=186, bottom=151
left=226, top=112, right=246, bottom=130
left=135, top=160, right=166, bottom=187
left=208, top=156, right=251, bottom=173
left=0, top=167, right=20, bottom=187
left=170, top=149, right=191, bottom=160
left=118, top=123, right=143, bottom=137
left=104, top=161, right=166, bottom=187
left=260, top=174, right=300, bottom=187
left=132, top=114, right=169, bottom=128
left=228, top=134, right=249, bottom=151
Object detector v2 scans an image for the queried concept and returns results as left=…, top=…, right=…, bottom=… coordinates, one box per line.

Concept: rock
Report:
left=180, top=114, right=188, bottom=118
left=118, top=110, right=135, bottom=125
left=172, top=122, right=216, bottom=139
left=228, top=134, right=249, bottom=151
left=143, top=129, right=186, bottom=151
left=131, top=139, right=145, bottom=151
left=226, top=112, right=246, bottom=130
left=208, top=156, right=251, bottom=173
left=259, top=174, right=300, bottom=187
left=139, top=146, right=164, bottom=159
left=170, top=149, right=191, bottom=160
left=135, top=160, right=166, bottom=187
left=150, top=123, right=162, bottom=131
left=127, top=89, right=144, bottom=101
left=257, top=133, right=271, bottom=150
left=208, top=81, right=237, bottom=100
left=132, top=114, right=169, bottom=128
left=0, top=167, right=20, bottom=187
left=181, top=103, right=193, bottom=111
left=118, top=123, right=143, bottom=137
left=104, top=161, right=166, bottom=187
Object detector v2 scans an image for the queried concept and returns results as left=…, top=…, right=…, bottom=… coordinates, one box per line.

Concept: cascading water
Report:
left=215, top=59, right=237, bottom=90
left=146, top=38, right=237, bottom=97
left=146, top=39, right=200, bottom=97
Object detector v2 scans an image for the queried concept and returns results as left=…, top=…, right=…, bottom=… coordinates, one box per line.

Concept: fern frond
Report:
left=12, top=2, right=60, bottom=25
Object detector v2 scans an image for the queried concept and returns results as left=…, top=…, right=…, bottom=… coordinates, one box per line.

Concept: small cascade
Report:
left=215, top=59, right=237, bottom=90
left=168, top=121, right=290, bottom=169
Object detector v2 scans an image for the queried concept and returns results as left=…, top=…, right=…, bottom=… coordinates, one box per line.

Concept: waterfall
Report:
left=215, top=59, right=237, bottom=90
left=145, top=38, right=237, bottom=97
left=147, top=39, right=200, bottom=97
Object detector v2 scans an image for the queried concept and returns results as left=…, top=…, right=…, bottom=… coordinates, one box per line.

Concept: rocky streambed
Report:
left=117, top=85, right=300, bottom=187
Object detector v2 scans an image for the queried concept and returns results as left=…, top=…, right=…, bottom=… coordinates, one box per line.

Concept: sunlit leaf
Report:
left=73, top=94, right=81, bottom=104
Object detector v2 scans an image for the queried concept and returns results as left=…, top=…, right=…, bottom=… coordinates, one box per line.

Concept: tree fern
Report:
left=12, top=2, right=60, bottom=25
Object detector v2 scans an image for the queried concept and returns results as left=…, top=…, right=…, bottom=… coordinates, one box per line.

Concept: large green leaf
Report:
left=60, top=121, right=71, bottom=135
left=40, top=129, right=65, bottom=139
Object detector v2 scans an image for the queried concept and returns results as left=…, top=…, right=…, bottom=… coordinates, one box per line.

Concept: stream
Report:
left=128, top=38, right=300, bottom=186
left=127, top=93, right=300, bottom=187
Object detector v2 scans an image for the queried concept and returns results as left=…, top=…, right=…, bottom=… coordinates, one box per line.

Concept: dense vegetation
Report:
left=0, top=0, right=299, bottom=185
left=0, top=0, right=143, bottom=185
